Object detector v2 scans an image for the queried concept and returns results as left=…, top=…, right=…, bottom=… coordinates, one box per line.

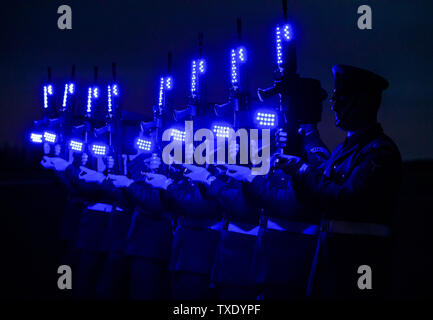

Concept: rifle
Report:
left=93, top=63, right=122, bottom=174
left=256, top=0, right=298, bottom=154
left=215, top=18, right=249, bottom=129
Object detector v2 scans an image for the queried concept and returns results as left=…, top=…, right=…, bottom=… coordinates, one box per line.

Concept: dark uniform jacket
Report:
left=242, top=128, right=329, bottom=291
left=122, top=181, right=173, bottom=261
left=167, top=179, right=222, bottom=275
left=291, top=123, right=402, bottom=298
left=207, top=178, right=262, bottom=286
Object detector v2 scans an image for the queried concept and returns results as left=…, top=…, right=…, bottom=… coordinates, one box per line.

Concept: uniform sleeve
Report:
left=63, top=164, right=104, bottom=200
left=167, top=180, right=220, bottom=219
left=122, top=181, right=162, bottom=213
left=247, top=170, right=305, bottom=220
left=291, top=143, right=402, bottom=217
left=300, top=126, right=330, bottom=166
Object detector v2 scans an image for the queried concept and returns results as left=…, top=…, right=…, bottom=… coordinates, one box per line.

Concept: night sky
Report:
left=1, top=0, right=432, bottom=160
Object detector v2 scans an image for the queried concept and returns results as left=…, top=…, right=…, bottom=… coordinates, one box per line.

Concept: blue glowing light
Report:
left=231, top=49, right=238, bottom=85
left=91, top=144, right=107, bottom=156
left=191, top=59, right=206, bottom=96
left=213, top=125, right=231, bottom=139
left=30, top=133, right=43, bottom=144
left=276, top=24, right=293, bottom=66
left=62, top=83, right=75, bottom=108
left=170, top=129, right=185, bottom=142
left=166, top=77, right=172, bottom=90
left=69, top=140, right=83, bottom=152
left=198, top=59, right=206, bottom=73
left=135, top=138, right=152, bottom=151
left=43, top=85, right=53, bottom=109
left=87, top=86, right=99, bottom=114
left=158, top=76, right=173, bottom=107
left=112, top=84, right=119, bottom=96
left=107, top=85, right=112, bottom=113
left=158, top=77, right=164, bottom=107
left=238, top=47, right=246, bottom=62
left=86, top=88, right=92, bottom=114
left=43, top=131, right=57, bottom=143
left=191, top=60, right=197, bottom=95
left=256, top=111, right=277, bottom=128
left=231, top=47, right=247, bottom=85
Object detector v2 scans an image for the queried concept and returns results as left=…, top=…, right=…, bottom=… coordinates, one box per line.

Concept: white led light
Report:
left=69, top=140, right=83, bottom=152
left=276, top=24, right=293, bottom=66
left=87, top=87, right=92, bottom=114
left=170, top=129, right=185, bottom=142
left=92, top=144, right=107, bottom=156
left=43, top=132, right=57, bottom=143
left=107, top=85, right=112, bottom=113
left=231, top=49, right=238, bottom=84
left=166, top=77, right=172, bottom=90
left=158, top=77, right=164, bottom=107
left=191, top=60, right=197, bottom=95
left=213, top=125, right=231, bottom=138
left=47, top=85, right=53, bottom=95
left=93, top=87, right=99, bottom=98
left=256, top=111, right=277, bottom=127
left=136, top=138, right=152, bottom=151
left=30, top=133, right=43, bottom=143
left=62, top=84, right=68, bottom=107
left=112, top=84, right=118, bottom=96
left=68, top=83, right=74, bottom=94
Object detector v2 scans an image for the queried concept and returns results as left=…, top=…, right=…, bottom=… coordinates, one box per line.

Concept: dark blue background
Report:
left=1, top=0, right=432, bottom=159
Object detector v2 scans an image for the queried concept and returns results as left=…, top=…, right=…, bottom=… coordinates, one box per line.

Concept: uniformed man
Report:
left=275, top=65, right=402, bottom=298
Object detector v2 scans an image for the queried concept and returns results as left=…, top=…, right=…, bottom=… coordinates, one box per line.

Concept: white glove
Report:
left=144, top=173, right=173, bottom=190
left=79, top=166, right=106, bottom=184
left=182, top=164, right=213, bottom=185
left=107, top=174, right=134, bottom=188
left=224, top=164, right=256, bottom=183
left=142, top=154, right=162, bottom=171
left=40, top=156, right=70, bottom=172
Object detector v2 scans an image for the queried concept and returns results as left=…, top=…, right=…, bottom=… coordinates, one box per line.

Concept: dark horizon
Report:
left=1, top=0, right=432, bottom=160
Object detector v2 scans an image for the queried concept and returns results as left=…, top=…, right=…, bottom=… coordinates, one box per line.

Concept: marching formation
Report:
left=29, top=4, right=402, bottom=300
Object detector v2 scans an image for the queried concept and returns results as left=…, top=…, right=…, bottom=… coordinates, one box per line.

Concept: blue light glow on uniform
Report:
left=276, top=24, right=293, bottom=66
left=43, top=85, right=53, bottom=109
left=91, top=144, right=107, bottom=156
left=30, top=133, right=43, bottom=143
left=43, top=131, right=57, bottom=143
left=256, top=111, right=277, bottom=127
left=69, top=140, right=83, bottom=152
left=135, top=138, right=152, bottom=151
left=170, top=129, right=185, bottom=142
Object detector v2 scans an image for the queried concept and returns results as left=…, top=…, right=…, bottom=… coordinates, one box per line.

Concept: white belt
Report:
left=325, top=220, right=391, bottom=237
left=86, top=203, right=124, bottom=213
left=227, top=223, right=260, bottom=236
